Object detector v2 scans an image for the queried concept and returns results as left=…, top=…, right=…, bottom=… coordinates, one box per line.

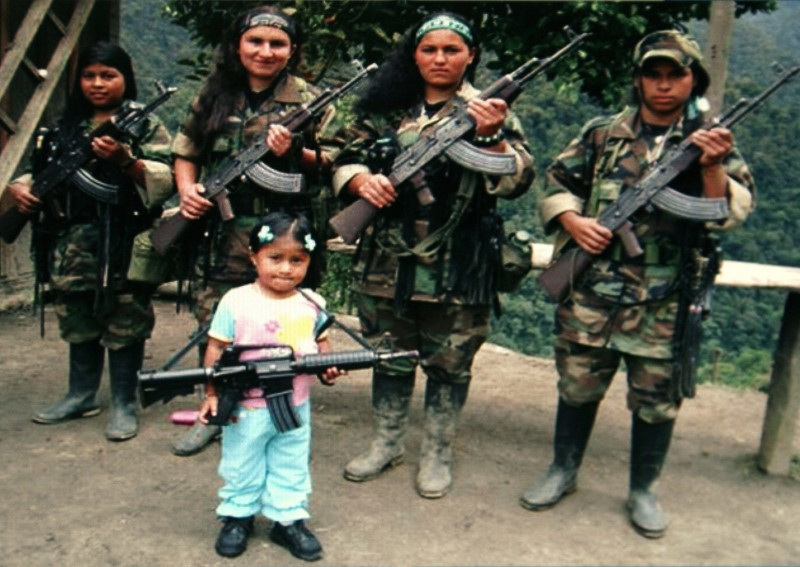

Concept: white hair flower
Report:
left=257, top=225, right=274, bottom=244
left=304, top=233, right=316, bottom=252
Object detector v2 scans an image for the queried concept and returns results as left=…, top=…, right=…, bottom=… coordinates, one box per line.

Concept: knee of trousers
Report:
left=422, top=364, right=471, bottom=386
left=632, top=402, right=680, bottom=424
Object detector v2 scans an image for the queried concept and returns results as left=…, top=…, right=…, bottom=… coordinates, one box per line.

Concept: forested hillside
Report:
left=120, top=1, right=799, bottom=390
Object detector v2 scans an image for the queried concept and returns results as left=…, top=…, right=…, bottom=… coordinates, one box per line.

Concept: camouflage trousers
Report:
left=554, top=338, right=680, bottom=424
left=53, top=289, right=155, bottom=350
left=355, top=293, right=490, bottom=384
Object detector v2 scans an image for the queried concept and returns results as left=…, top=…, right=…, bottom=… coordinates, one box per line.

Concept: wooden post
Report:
left=704, top=0, right=735, bottom=117
left=758, top=292, right=800, bottom=475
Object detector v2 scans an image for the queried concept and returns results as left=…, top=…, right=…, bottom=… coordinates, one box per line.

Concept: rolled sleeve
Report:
left=332, top=163, right=370, bottom=197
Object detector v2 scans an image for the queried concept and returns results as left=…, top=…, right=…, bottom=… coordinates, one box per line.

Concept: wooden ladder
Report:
left=0, top=0, right=96, bottom=194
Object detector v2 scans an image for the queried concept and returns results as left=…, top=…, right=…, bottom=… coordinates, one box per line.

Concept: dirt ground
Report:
left=1, top=298, right=799, bottom=567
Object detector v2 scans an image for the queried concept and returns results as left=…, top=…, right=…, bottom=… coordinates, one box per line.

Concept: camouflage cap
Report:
left=633, top=30, right=710, bottom=94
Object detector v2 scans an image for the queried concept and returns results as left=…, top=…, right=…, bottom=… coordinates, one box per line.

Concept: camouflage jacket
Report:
left=25, top=109, right=173, bottom=293
left=172, top=73, right=335, bottom=283
left=540, top=105, right=755, bottom=357
left=332, top=82, right=534, bottom=307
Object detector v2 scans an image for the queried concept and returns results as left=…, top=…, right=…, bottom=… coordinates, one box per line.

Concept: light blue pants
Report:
left=216, top=401, right=311, bottom=522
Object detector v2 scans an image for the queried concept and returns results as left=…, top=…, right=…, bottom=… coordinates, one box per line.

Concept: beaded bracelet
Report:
left=473, top=131, right=504, bottom=147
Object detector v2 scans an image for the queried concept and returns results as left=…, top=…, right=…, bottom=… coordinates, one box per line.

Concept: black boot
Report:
left=415, top=379, right=469, bottom=498
left=32, top=340, right=104, bottom=424
left=344, top=372, right=415, bottom=481
left=520, top=398, right=599, bottom=511
left=215, top=515, right=254, bottom=558
left=627, top=414, right=675, bottom=538
left=105, top=341, right=144, bottom=441
left=269, top=520, right=323, bottom=562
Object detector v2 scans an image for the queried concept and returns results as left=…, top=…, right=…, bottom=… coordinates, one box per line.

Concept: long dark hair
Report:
left=186, top=5, right=302, bottom=150
left=357, top=11, right=480, bottom=115
left=67, top=41, right=137, bottom=120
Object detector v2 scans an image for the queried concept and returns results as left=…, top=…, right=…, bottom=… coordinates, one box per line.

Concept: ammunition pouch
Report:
left=127, top=224, right=181, bottom=285
left=497, top=228, right=533, bottom=293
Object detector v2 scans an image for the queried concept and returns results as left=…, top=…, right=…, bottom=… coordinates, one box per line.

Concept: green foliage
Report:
left=161, top=0, right=775, bottom=107
left=318, top=249, right=356, bottom=315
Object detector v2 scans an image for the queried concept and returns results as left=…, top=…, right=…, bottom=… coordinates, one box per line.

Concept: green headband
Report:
left=415, top=15, right=473, bottom=45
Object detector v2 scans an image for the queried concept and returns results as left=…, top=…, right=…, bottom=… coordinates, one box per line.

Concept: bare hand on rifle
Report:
left=5, top=181, right=41, bottom=214
left=91, top=135, right=133, bottom=166
left=467, top=97, right=509, bottom=147
left=559, top=210, right=613, bottom=255
left=691, top=127, right=734, bottom=199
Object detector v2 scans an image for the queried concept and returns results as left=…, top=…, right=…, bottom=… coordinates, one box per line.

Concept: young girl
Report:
left=198, top=211, right=339, bottom=561
left=6, top=41, right=173, bottom=441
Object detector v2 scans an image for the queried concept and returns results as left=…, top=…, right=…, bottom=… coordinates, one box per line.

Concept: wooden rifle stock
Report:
left=536, top=247, right=593, bottom=303
left=328, top=199, right=379, bottom=246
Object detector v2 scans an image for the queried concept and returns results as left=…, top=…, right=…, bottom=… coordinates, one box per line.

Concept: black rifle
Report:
left=328, top=28, right=590, bottom=244
left=138, top=345, right=418, bottom=432
left=0, top=83, right=178, bottom=243
left=538, top=64, right=800, bottom=303
left=149, top=62, right=378, bottom=255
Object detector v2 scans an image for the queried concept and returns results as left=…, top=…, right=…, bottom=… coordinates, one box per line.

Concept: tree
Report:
left=163, top=0, right=775, bottom=105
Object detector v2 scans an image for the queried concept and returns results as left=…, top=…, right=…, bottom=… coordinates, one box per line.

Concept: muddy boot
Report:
left=520, top=399, right=599, bottom=511
left=172, top=421, right=221, bottom=456
left=627, top=414, right=674, bottom=539
left=415, top=379, right=469, bottom=499
left=32, top=340, right=104, bottom=424
left=105, top=341, right=144, bottom=441
left=344, top=372, right=415, bottom=482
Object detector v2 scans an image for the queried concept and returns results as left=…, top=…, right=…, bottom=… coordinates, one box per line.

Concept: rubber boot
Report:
left=415, top=379, right=469, bottom=499
left=520, top=399, right=600, bottom=511
left=32, top=340, right=104, bottom=424
left=105, top=341, right=144, bottom=441
left=172, top=340, right=221, bottom=456
left=172, top=420, right=221, bottom=456
left=627, top=414, right=675, bottom=538
left=344, top=372, right=415, bottom=482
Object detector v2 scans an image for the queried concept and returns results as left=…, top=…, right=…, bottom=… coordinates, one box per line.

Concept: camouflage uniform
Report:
left=172, top=73, right=333, bottom=328
left=522, top=30, right=756, bottom=537
left=31, top=111, right=173, bottom=348
left=334, top=81, right=534, bottom=497
left=333, top=81, right=534, bottom=380
left=540, top=104, right=754, bottom=419
left=28, top=104, right=173, bottom=440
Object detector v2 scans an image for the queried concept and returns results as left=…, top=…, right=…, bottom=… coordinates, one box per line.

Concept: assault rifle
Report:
left=328, top=28, right=590, bottom=244
left=149, top=61, right=378, bottom=255
left=0, top=82, right=178, bottom=243
left=537, top=64, right=800, bottom=303
left=138, top=344, right=418, bottom=432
